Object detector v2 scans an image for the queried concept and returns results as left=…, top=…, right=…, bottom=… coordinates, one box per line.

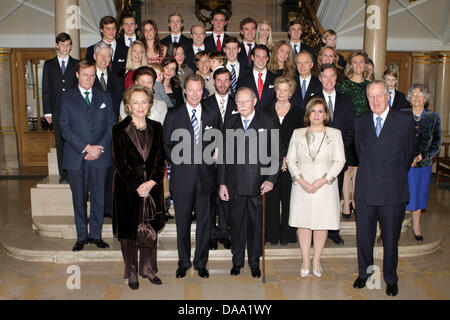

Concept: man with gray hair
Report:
left=352, top=80, right=416, bottom=297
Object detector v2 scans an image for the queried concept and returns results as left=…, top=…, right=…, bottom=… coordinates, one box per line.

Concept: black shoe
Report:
left=59, top=177, right=69, bottom=184
left=413, top=230, right=424, bottom=242
left=230, top=266, right=241, bottom=276
left=209, top=239, right=218, bottom=250
left=280, top=241, right=288, bottom=246
left=104, top=213, right=112, bottom=218
left=328, top=234, right=345, bottom=245
left=176, top=267, right=187, bottom=278
left=128, top=277, right=139, bottom=290
left=353, top=277, right=368, bottom=289
left=386, top=283, right=398, bottom=296
left=349, top=201, right=356, bottom=214
left=197, top=268, right=209, bottom=278
left=220, top=237, right=231, bottom=249
left=342, top=212, right=352, bottom=220
left=88, top=238, right=110, bottom=249
left=270, top=241, right=278, bottom=246
left=251, top=267, right=261, bottom=278
left=72, top=240, right=87, bottom=252
left=142, top=273, right=163, bottom=285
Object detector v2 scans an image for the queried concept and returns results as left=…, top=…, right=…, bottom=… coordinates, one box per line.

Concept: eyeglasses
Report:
left=236, top=100, right=253, bottom=106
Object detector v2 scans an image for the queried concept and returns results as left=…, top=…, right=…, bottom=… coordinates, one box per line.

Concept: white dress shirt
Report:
left=96, top=68, right=108, bottom=85
left=323, top=90, right=336, bottom=114
left=124, top=34, right=137, bottom=47
left=389, top=90, right=396, bottom=107
left=299, top=74, right=312, bottom=92
left=171, top=33, right=182, bottom=43
left=186, top=102, right=202, bottom=122
left=214, top=33, right=225, bottom=46
left=57, top=54, right=69, bottom=70
left=241, top=110, right=256, bottom=129
left=243, top=42, right=256, bottom=56
left=226, top=61, right=240, bottom=79
left=290, top=41, right=301, bottom=54
left=372, top=106, right=390, bottom=130
left=193, top=44, right=205, bottom=53
left=253, top=68, right=267, bottom=89
left=103, top=39, right=116, bottom=59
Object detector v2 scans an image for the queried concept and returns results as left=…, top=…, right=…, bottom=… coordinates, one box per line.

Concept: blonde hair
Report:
left=274, top=76, right=296, bottom=96
left=304, top=97, right=330, bottom=127
left=267, top=40, right=296, bottom=78
left=256, top=20, right=273, bottom=51
left=322, top=29, right=337, bottom=41
left=123, top=85, right=154, bottom=116
left=125, top=40, right=147, bottom=72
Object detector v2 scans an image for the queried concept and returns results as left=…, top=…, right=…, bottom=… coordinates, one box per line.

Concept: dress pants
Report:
left=266, top=170, right=297, bottom=243
left=355, top=202, right=406, bottom=284
left=120, top=239, right=158, bottom=279
left=173, top=181, right=211, bottom=270
left=53, top=116, right=67, bottom=180
left=66, top=162, right=109, bottom=241
left=210, top=191, right=231, bottom=241
left=230, top=195, right=262, bottom=269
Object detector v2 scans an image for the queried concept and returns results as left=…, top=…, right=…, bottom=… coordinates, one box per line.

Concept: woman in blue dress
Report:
left=402, top=83, right=441, bottom=242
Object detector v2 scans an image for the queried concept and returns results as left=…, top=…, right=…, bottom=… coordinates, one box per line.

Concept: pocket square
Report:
left=258, top=128, right=265, bottom=132
left=205, top=125, right=213, bottom=130
left=269, top=85, right=274, bottom=89
left=118, top=59, right=125, bottom=62
left=310, top=93, right=315, bottom=96
left=100, top=103, right=107, bottom=109
left=232, top=110, right=239, bottom=114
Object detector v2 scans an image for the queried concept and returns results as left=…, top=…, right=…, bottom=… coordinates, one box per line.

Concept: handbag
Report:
left=136, top=194, right=165, bottom=248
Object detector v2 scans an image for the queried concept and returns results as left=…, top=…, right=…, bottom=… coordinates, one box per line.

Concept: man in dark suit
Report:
left=163, top=74, right=222, bottom=279
left=203, top=68, right=236, bottom=251
left=219, top=86, right=280, bottom=278
left=318, top=64, right=355, bottom=245
left=291, top=50, right=322, bottom=111
left=352, top=80, right=416, bottom=297
left=59, top=60, right=116, bottom=252
left=116, top=13, right=137, bottom=49
left=185, top=23, right=207, bottom=71
left=237, top=45, right=276, bottom=113
left=288, top=19, right=316, bottom=64
left=224, top=36, right=251, bottom=96
left=85, top=16, right=128, bottom=77
left=204, top=10, right=231, bottom=53
left=42, top=32, right=79, bottom=183
left=237, top=17, right=257, bottom=70
left=160, top=13, right=193, bottom=52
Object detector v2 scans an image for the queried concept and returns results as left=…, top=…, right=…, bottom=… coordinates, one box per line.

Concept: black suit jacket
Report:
left=354, top=109, right=416, bottom=206
left=161, top=34, right=193, bottom=52
left=218, top=111, right=281, bottom=196
left=391, top=90, right=407, bottom=111
left=318, top=91, right=355, bottom=168
left=290, top=74, right=322, bottom=112
left=237, top=70, right=276, bottom=112
left=184, top=46, right=197, bottom=71
left=202, top=93, right=237, bottom=127
left=204, top=33, right=231, bottom=52
left=163, top=103, right=222, bottom=194
left=237, top=43, right=254, bottom=70
left=85, top=40, right=128, bottom=77
left=93, top=69, right=124, bottom=120
left=42, top=56, right=79, bottom=116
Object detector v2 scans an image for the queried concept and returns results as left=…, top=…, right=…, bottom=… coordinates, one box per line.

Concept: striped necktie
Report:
left=191, top=109, right=200, bottom=144
left=219, top=98, right=226, bottom=121
left=230, top=64, right=237, bottom=93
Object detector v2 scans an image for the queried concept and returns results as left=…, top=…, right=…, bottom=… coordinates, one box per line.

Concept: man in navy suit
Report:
left=288, top=19, right=316, bottom=64
left=204, top=10, right=230, bottom=53
left=237, top=17, right=257, bottom=70
left=163, top=74, right=222, bottom=279
left=352, top=80, right=416, bottom=297
left=318, top=64, right=355, bottom=245
left=237, top=45, right=276, bottom=112
left=117, top=13, right=137, bottom=49
left=42, top=32, right=79, bottom=183
left=185, top=23, right=207, bottom=71
left=290, top=50, right=322, bottom=111
left=59, top=60, right=116, bottom=252
left=85, top=16, right=128, bottom=77
left=160, top=13, right=193, bottom=52
left=224, top=36, right=251, bottom=96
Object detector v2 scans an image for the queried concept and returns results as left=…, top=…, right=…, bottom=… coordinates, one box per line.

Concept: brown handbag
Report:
left=136, top=195, right=165, bottom=248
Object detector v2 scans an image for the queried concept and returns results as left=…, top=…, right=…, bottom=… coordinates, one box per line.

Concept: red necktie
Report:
left=216, top=35, right=222, bottom=51
left=258, top=72, right=263, bottom=100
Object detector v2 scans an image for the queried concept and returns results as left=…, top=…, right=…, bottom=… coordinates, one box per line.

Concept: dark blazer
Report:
left=391, top=90, right=407, bottom=111
left=202, top=93, right=237, bottom=127
left=354, top=109, right=416, bottom=206
left=163, top=103, right=222, bottom=194
left=290, top=74, right=322, bottom=112
left=85, top=40, right=128, bottom=77
left=292, top=42, right=317, bottom=64
left=204, top=33, right=231, bottom=52
left=237, top=43, right=254, bottom=70
left=42, top=56, right=79, bottom=116
left=318, top=91, right=355, bottom=167
left=218, top=111, right=281, bottom=196
left=161, top=34, right=193, bottom=52
left=237, top=70, right=276, bottom=112
left=93, top=69, right=125, bottom=120
left=112, top=116, right=166, bottom=240
left=59, top=87, right=116, bottom=170
left=184, top=46, right=197, bottom=71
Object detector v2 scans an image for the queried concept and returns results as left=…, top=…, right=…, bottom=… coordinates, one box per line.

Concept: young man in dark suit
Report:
left=237, top=45, right=276, bottom=112
left=353, top=80, right=416, bottom=297
left=288, top=19, right=316, bottom=64
left=318, top=64, right=355, bottom=245
left=219, top=86, right=280, bottom=278
left=85, top=16, right=128, bottom=77
left=291, top=50, right=322, bottom=111
left=163, top=74, right=222, bottom=279
left=204, top=10, right=230, bottom=53
left=224, top=36, right=251, bottom=96
left=42, top=32, right=79, bottom=183
left=160, top=13, right=193, bottom=52
left=185, top=23, right=207, bottom=71
left=203, top=68, right=236, bottom=251
left=237, top=17, right=257, bottom=70
left=59, top=60, right=116, bottom=252
left=117, top=13, right=137, bottom=49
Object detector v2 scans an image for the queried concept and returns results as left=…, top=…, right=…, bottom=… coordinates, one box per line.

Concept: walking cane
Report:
left=262, top=192, right=266, bottom=283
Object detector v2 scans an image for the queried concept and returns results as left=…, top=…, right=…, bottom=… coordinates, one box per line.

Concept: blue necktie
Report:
left=301, top=79, right=307, bottom=99
left=173, top=36, right=178, bottom=43
left=128, top=37, right=133, bottom=45
left=191, top=109, right=200, bottom=144
left=243, top=119, right=249, bottom=132
left=230, top=64, right=237, bottom=93
left=375, top=116, right=382, bottom=137
left=389, top=92, right=392, bottom=107
left=61, top=60, right=66, bottom=75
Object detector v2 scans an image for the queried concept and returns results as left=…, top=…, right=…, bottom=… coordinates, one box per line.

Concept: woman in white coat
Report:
left=286, top=97, right=345, bottom=278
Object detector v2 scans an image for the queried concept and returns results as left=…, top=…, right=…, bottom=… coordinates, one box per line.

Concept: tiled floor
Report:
left=0, top=176, right=448, bottom=300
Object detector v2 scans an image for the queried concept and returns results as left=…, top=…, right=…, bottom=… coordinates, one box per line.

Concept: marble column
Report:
left=0, top=48, right=19, bottom=171
left=55, top=0, right=80, bottom=59
left=363, top=0, right=389, bottom=80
